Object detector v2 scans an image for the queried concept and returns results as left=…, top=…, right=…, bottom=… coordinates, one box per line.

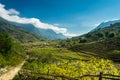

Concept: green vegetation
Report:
left=83, top=22, right=120, bottom=41
left=1, top=18, right=120, bottom=79
left=0, top=33, right=25, bottom=70
left=0, top=20, right=47, bottom=43
left=0, top=33, right=13, bottom=54
left=108, top=32, right=116, bottom=38
left=79, top=37, right=87, bottom=43
left=61, top=22, right=120, bottom=45
left=70, top=36, right=120, bottom=62
left=58, top=22, right=120, bottom=62
left=14, top=42, right=120, bottom=80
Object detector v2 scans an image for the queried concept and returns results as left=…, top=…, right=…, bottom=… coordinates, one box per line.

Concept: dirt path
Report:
left=0, top=61, right=25, bottom=80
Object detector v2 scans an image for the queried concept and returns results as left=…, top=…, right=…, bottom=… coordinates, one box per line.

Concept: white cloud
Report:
left=0, top=3, right=78, bottom=37
left=63, top=33, right=79, bottom=37
left=0, top=3, right=5, bottom=7
left=53, top=23, right=60, bottom=26
left=8, top=9, right=20, bottom=15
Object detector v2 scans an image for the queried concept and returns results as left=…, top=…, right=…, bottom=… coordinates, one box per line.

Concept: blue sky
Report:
left=0, top=0, right=120, bottom=36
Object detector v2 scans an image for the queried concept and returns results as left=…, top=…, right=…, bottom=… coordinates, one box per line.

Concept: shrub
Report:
left=108, top=32, right=115, bottom=38
left=79, top=37, right=87, bottom=43
left=96, top=32, right=104, bottom=38
left=0, top=33, right=13, bottom=54
left=0, top=32, right=25, bottom=67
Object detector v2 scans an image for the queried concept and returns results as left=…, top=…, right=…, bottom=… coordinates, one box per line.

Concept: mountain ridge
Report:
left=60, top=21, right=120, bottom=62
left=12, top=23, right=66, bottom=40
left=0, top=17, right=66, bottom=40
left=92, top=19, right=120, bottom=31
left=0, top=18, right=47, bottom=43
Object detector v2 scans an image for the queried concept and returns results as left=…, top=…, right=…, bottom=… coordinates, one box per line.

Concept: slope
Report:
left=0, top=20, right=47, bottom=43
left=69, top=22, right=120, bottom=62
left=11, top=22, right=66, bottom=40
left=92, top=19, right=120, bottom=31
left=71, top=22, right=120, bottom=42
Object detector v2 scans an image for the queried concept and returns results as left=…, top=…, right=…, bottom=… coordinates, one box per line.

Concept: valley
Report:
left=13, top=42, right=120, bottom=80
left=0, top=8, right=120, bottom=80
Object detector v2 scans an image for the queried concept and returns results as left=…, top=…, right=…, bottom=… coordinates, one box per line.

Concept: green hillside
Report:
left=70, top=36, right=120, bottom=62
left=64, top=22, right=120, bottom=44
left=82, top=23, right=120, bottom=41
left=1, top=19, right=120, bottom=80
left=13, top=42, right=120, bottom=80
left=58, top=22, right=120, bottom=62
left=0, top=21, right=47, bottom=43
left=0, top=33, right=25, bottom=69
left=80, top=22, right=120, bottom=42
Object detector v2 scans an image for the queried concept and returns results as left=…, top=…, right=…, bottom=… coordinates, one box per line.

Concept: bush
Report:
left=0, top=33, right=25, bottom=67
left=108, top=50, right=120, bottom=61
left=79, top=37, right=87, bottom=43
left=27, top=49, right=57, bottom=64
left=108, top=32, right=115, bottom=38
left=0, top=33, right=13, bottom=54
left=96, top=32, right=104, bottom=38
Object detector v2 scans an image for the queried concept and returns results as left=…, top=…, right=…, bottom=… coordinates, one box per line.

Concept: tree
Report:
left=96, top=32, right=104, bottom=38
left=79, top=37, right=87, bottom=43
left=0, top=33, right=13, bottom=54
left=85, top=34, right=91, bottom=38
left=105, top=32, right=109, bottom=37
left=108, top=32, right=115, bottom=38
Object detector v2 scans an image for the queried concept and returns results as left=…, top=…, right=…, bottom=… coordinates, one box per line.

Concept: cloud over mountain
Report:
left=0, top=3, right=78, bottom=37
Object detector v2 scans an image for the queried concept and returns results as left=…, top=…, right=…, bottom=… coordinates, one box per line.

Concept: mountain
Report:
left=0, top=18, right=47, bottom=43
left=92, top=19, right=120, bottom=31
left=11, top=23, right=66, bottom=40
left=82, top=22, right=120, bottom=42
left=59, top=19, right=120, bottom=45
left=0, top=17, right=66, bottom=40
left=69, top=21, right=120, bottom=43
left=67, top=22, right=120, bottom=62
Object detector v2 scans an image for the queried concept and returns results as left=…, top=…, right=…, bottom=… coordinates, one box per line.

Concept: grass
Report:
left=14, top=42, right=120, bottom=80
left=0, top=33, right=26, bottom=75
left=70, top=37, right=120, bottom=62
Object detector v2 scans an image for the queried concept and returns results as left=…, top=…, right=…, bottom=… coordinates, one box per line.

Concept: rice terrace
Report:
left=0, top=0, right=120, bottom=80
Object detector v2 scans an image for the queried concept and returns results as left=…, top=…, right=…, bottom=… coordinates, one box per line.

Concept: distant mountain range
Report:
left=11, top=22, right=66, bottom=40
left=1, top=16, right=120, bottom=42
left=0, top=18, right=48, bottom=43
left=0, top=17, right=66, bottom=41
left=85, top=22, right=120, bottom=41
left=68, top=18, right=120, bottom=44
left=74, top=19, right=120, bottom=42
left=92, top=19, right=120, bottom=31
